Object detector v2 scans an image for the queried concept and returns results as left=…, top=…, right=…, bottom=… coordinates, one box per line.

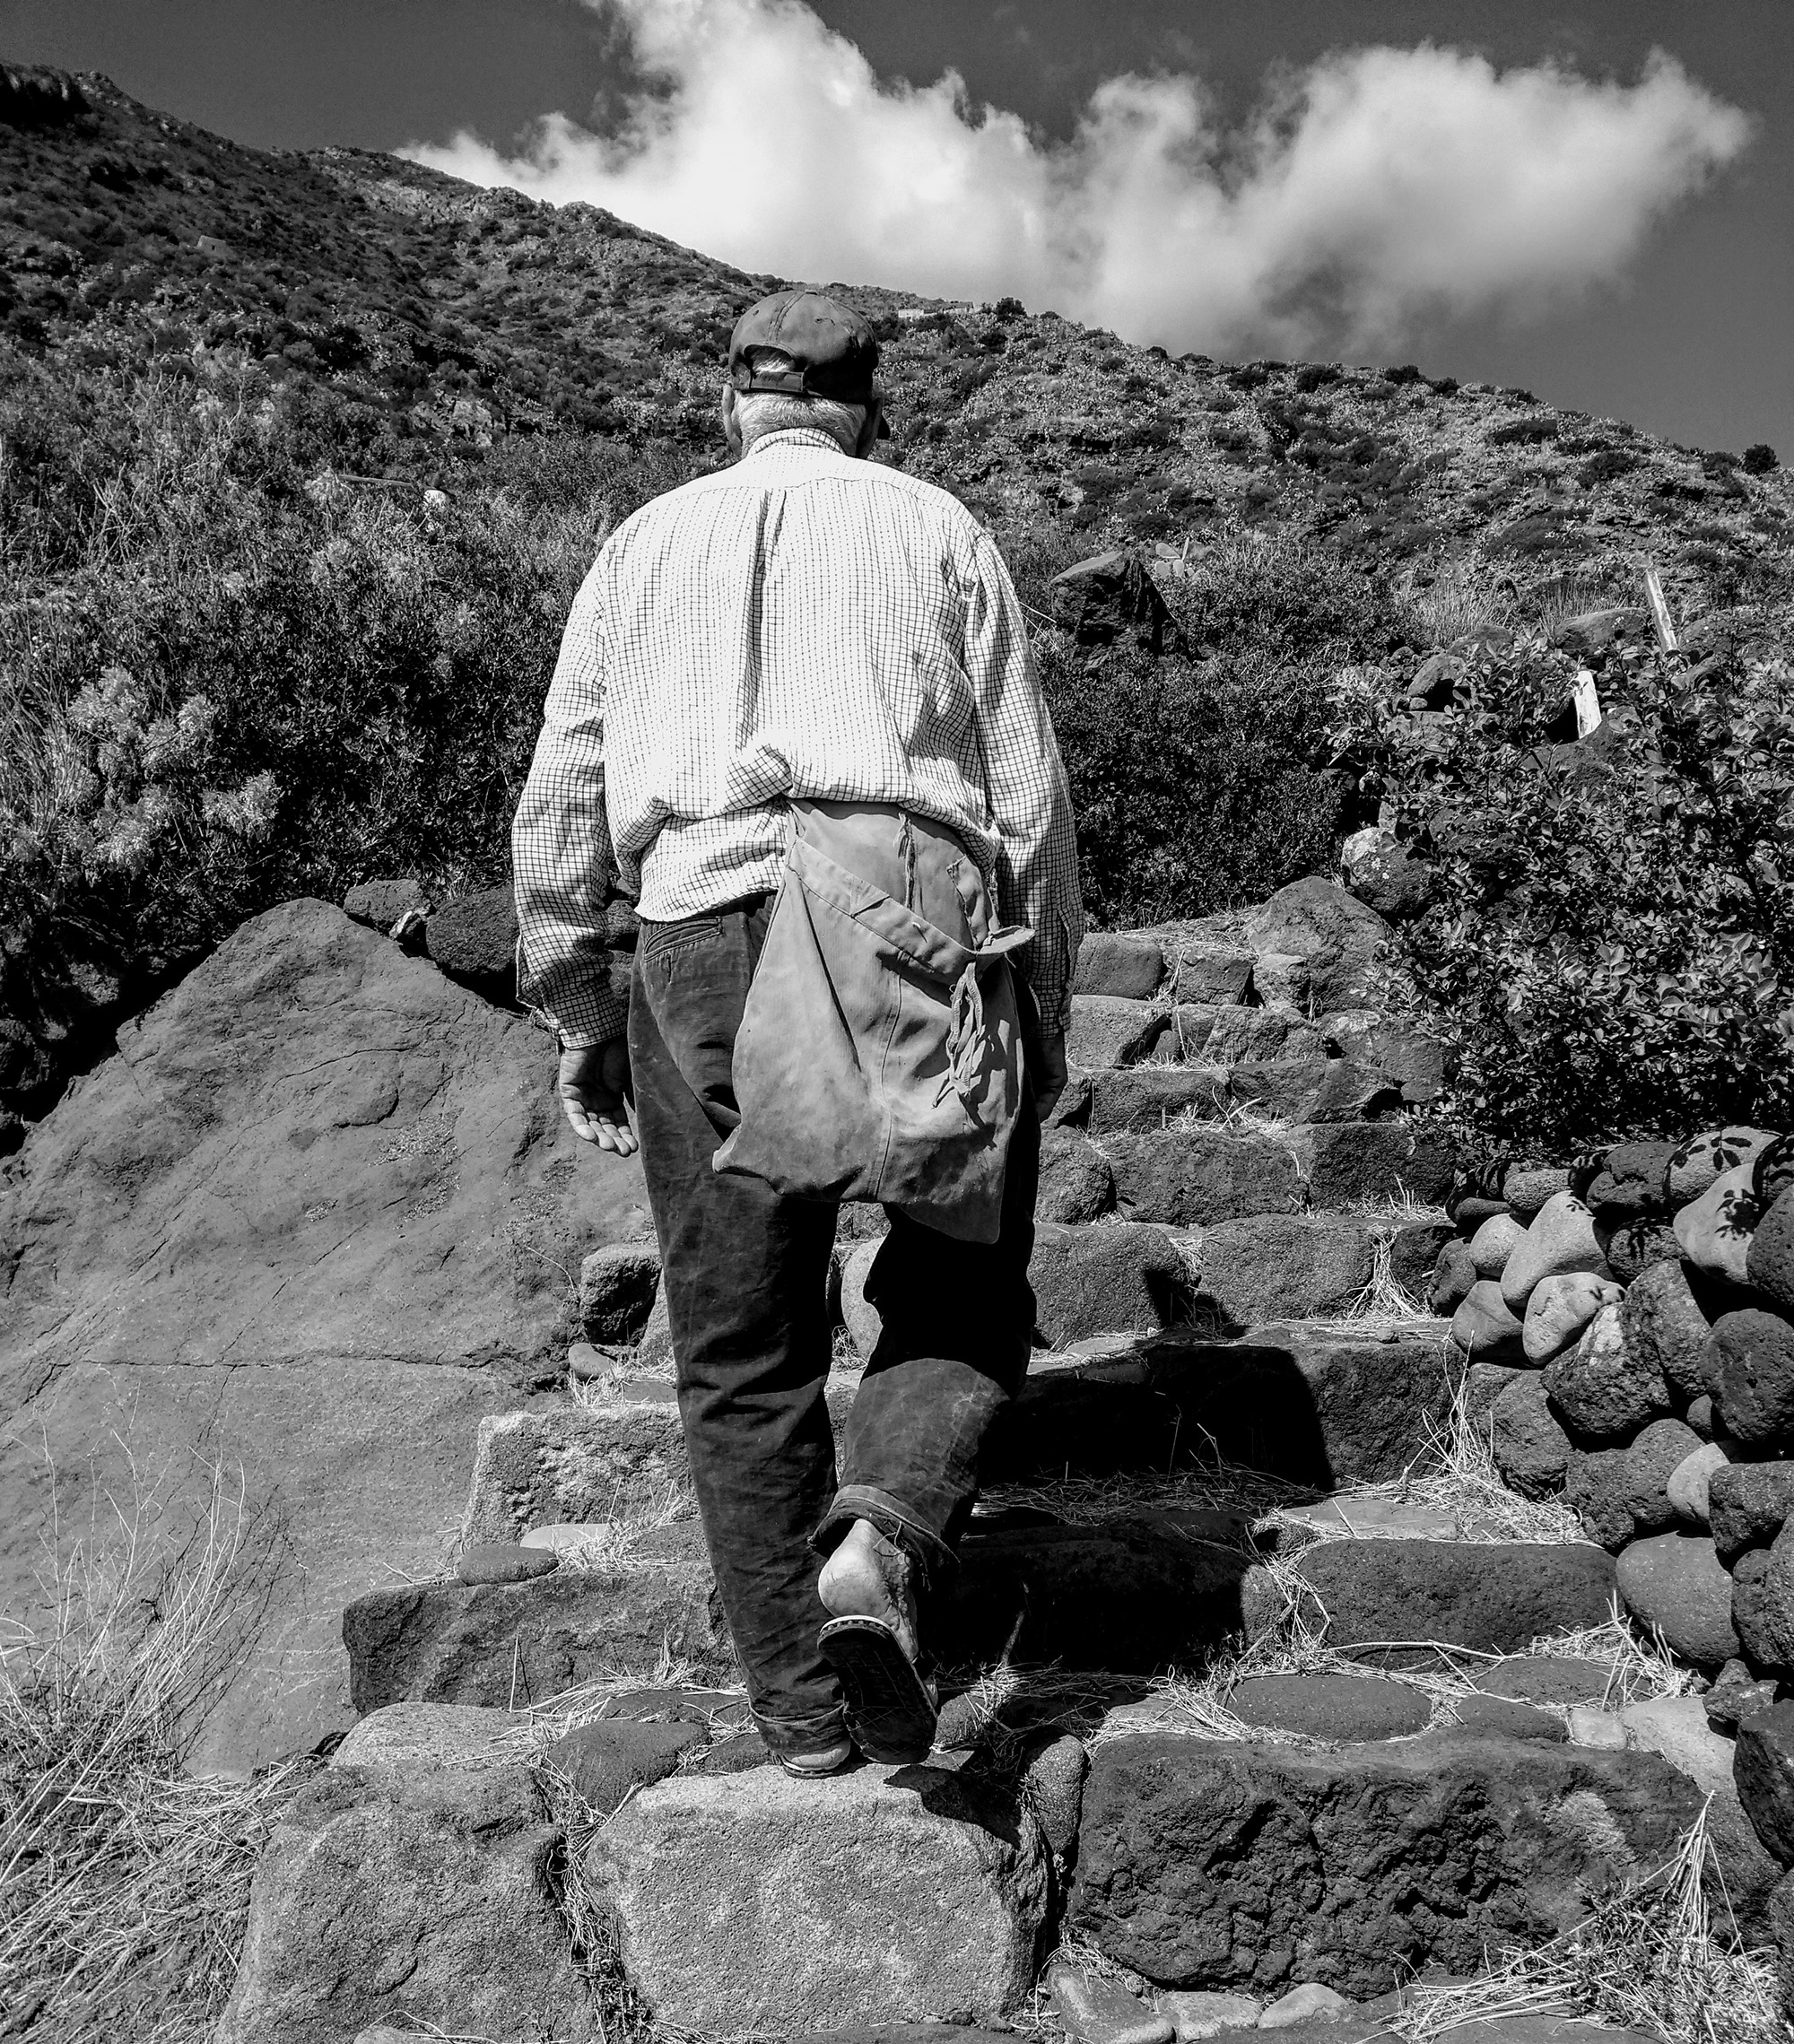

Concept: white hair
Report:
left=733, top=350, right=866, bottom=452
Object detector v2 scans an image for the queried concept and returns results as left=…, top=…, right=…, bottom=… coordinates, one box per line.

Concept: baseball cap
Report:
left=728, top=288, right=891, bottom=436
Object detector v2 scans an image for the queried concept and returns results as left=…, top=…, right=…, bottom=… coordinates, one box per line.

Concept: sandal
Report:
left=779, top=1735, right=856, bottom=1779
left=818, top=1614, right=938, bottom=1765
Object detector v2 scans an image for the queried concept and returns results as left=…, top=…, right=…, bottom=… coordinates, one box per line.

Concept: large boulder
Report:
left=1501, top=1194, right=1607, bottom=1316
left=1068, top=1732, right=1702, bottom=1996
left=940, top=1515, right=1267, bottom=1674
left=1286, top=1122, right=1457, bottom=1209
left=1586, top=1142, right=1676, bottom=1214
left=1242, top=878, right=1391, bottom=1012
left=1036, top=1129, right=1117, bottom=1225
left=216, top=1703, right=587, bottom=2043
left=1067, top=996, right=1169, bottom=1070
left=588, top=1759, right=1050, bottom=2032
left=422, top=882, right=519, bottom=991
left=0, top=900, right=650, bottom=1766
left=1736, top=1523, right=1794, bottom=1671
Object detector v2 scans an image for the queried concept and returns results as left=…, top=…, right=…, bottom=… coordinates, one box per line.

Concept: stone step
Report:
left=345, top=1509, right=1275, bottom=1710
left=473, top=1315, right=1457, bottom=1546
left=227, top=1672, right=1772, bottom=2043
left=1067, top=1730, right=1708, bottom=2000
left=365, top=1503, right=1621, bottom=1721
left=984, top=1321, right=1459, bottom=1488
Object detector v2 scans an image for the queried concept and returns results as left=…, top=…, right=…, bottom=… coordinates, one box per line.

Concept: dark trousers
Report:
left=628, top=898, right=1040, bottom=1755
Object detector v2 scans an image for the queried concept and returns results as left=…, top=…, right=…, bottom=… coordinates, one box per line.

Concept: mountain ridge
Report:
left=3, top=53, right=1790, bottom=598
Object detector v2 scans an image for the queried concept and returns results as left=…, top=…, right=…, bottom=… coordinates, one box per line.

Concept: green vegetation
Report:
left=4, top=61, right=1794, bottom=1151
left=1333, top=620, right=1794, bottom=1152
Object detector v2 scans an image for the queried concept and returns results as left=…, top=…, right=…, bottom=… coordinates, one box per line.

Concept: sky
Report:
left=5, top=0, right=1790, bottom=455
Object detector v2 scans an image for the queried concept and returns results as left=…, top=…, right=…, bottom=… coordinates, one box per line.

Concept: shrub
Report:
left=1578, top=448, right=1642, bottom=487
left=1745, top=443, right=1780, bottom=474
left=1011, top=526, right=1403, bottom=926
left=1487, top=417, right=1560, bottom=447
left=1330, top=630, right=1794, bottom=1150
left=0, top=361, right=701, bottom=1099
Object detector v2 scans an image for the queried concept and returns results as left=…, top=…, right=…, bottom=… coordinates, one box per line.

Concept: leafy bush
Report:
left=1, top=360, right=700, bottom=1107
left=1331, top=628, right=1794, bottom=1151
left=1745, top=443, right=1780, bottom=475
left=1010, top=527, right=1401, bottom=926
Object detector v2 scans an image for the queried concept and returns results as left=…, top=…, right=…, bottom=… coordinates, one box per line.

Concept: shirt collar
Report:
left=743, top=428, right=848, bottom=460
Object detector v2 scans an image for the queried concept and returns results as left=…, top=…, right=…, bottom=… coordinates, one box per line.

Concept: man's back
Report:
left=515, top=424, right=1081, bottom=1046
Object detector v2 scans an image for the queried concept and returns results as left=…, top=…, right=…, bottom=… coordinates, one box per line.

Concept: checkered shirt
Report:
left=511, top=428, right=1084, bottom=1047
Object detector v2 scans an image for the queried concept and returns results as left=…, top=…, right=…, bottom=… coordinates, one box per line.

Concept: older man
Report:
left=512, top=288, right=1082, bottom=1773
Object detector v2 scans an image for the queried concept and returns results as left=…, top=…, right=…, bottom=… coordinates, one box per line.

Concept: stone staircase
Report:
left=213, top=883, right=1791, bottom=2044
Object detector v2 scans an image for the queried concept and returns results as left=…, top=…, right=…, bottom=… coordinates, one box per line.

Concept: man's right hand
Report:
left=1027, top=1026, right=1068, bottom=1125
left=558, top=1039, right=637, bottom=1154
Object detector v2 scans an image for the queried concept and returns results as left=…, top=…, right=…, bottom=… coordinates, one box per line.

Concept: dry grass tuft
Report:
left=1390, top=1804, right=1784, bottom=2044
left=0, top=1455, right=313, bottom=2043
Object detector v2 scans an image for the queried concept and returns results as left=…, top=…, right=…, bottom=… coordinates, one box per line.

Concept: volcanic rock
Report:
left=1735, top=1700, right=1794, bottom=1865
left=1068, top=1733, right=1701, bottom=1996
left=1076, top=933, right=1168, bottom=1000
left=1491, top=1374, right=1574, bottom=1498
left=1037, top=1129, right=1118, bottom=1224
left=0, top=899, right=652, bottom=1768
left=1615, top=1531, right=1740, bottom=1666
left=1564, top=1448, right=1635, bottom=1553
left=1501, top=1193, right=1607, bottom=1316
left=1226, top=1674, right=1432, bottom=1741
left=588, top=1759, right=1050, bottom=2032
left=1543, top=1306, right=1671, bottom=1440
left=1291, top=1539, right=1616, bottom=1666
left=1618, top=1260, right=1712, bottom=1404
left=1105, top=1128, right=1301, bottom=1224
left=1523, top=1273, right=1623, bottom=1364
left=1711, top=1310, right=1794, bottom=1452
left=1710, top=1462, right=1794, bottom=1566
left=216, top=1705, right=585, bottom=2044
left=1029, top=1222, right=1189, bottom=1344
left=1747, top=1191, right=1794, bottom=1315
left=1620, top=1418, right=1703, bottom=1534
left=1674, top=1164, right=1761, bottom=1284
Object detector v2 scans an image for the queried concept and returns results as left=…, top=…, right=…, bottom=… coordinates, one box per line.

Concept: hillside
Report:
left=3, top=57, right=1793, bottom=1148
left=5, top=59, right=1790, bottom=571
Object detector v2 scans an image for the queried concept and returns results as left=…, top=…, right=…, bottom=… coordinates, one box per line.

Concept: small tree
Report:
left=1331, top=625, right=1794, bottom=1151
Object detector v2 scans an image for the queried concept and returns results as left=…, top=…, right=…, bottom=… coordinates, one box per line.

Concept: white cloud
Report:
left=405, top=0, right=1750, bottom=356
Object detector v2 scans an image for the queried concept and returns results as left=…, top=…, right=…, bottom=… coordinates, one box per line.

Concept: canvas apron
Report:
left=711, top=800, right=1032, bottom=1243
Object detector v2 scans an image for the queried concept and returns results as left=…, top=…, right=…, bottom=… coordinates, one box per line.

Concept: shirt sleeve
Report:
left=510, top=563, right=630, bottom=1048
left=960, top=527, right=1084, bottom=1031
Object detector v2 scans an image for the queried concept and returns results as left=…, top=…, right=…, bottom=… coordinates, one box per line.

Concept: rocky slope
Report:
left=3, top=57, right=1790, bottom=587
